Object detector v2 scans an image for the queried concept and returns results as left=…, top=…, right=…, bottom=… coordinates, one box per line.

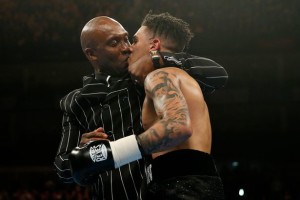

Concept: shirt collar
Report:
left=81, top=73, right=131, bottom=99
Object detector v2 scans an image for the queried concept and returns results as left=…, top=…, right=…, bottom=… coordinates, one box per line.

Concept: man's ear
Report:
left=84, top=48, right=97, bottom=61
left=150, top=38, right=161, bottom=51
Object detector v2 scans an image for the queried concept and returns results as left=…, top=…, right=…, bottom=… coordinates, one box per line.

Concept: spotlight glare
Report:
left=239, top=188, right=244, bottom=196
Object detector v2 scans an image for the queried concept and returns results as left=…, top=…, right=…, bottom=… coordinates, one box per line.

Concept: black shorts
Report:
left=146, top=149, right=225, bottom=200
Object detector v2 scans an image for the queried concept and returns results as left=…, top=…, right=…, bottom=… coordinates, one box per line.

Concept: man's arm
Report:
left=54, top=93, right=108, bottom=185
left=54, top=111, right=81, bottom=184
left=158, top=51, right=229, bottom=94
left=136, top=68, right=192, bottom=154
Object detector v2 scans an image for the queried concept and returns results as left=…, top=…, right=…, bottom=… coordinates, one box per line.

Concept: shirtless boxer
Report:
left=127, top=12, right=225, bottom=199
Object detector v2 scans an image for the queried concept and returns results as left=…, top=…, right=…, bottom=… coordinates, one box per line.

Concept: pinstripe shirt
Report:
left=54, top=73, right=147, bottom=200
left=54, top=54, right=228, bottom=200
left=160, top=52, right=229, bottom=93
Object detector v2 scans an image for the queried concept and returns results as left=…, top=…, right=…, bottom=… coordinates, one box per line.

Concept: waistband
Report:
left=151, top=149, right=219, bottom=181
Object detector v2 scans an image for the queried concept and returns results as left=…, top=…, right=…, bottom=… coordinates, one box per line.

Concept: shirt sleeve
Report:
left=53, top=94, right=82, bottom=183
left=160, top=52, right=229, bottom=94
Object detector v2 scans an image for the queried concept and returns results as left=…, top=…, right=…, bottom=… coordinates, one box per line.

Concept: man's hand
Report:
left=69, top=135, right=143, bottom=186
left=79, top=127, right=108, bottom=147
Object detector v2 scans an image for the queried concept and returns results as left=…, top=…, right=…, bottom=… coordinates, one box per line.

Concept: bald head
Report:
left=80, top=16, right=125, bottom=51
left=79, top=16, right=131, bottom=76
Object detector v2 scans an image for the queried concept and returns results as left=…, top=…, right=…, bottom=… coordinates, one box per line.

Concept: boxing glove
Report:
left=69, top=135, right=142, bottom=186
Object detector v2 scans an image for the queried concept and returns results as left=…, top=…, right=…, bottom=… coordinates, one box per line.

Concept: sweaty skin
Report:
left=138, top=67, right=212, bottom=159
left=128, top=25, right=212, bottom=158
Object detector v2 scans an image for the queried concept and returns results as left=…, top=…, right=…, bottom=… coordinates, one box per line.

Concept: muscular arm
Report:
left=137, top=68, right=192, bottom=154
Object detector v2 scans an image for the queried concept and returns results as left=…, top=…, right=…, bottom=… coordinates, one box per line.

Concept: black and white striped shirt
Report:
left=53, top=54, right=228, bottom=200
left=54, top=73, right=147, bottom=200
left=160, top=52, right=229, bottom=94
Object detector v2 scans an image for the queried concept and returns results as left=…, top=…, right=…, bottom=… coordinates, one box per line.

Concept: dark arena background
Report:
left=0, top=0, right=299, bottom=199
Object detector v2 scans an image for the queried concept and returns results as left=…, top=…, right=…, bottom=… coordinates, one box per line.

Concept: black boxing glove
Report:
left=69, top=135, right=143, bottom=186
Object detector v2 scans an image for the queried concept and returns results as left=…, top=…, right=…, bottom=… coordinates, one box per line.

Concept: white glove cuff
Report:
left=110, top=135, right=142, bottom=168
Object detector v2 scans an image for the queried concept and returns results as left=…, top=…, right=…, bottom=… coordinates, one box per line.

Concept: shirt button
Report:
left=122, top=96, right=128, bottom=103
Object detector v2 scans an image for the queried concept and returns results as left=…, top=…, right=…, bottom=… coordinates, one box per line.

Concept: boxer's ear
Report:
left=150, top=38, right=161, bottom=51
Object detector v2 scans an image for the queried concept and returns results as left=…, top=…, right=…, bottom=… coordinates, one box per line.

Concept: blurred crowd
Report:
left=0, top=161, right=299, bottom=200
left=0, top=0, right=297, bottom=48
left=0, top=183, right=89, bottom=200
left=0, top=167, right=90, bottom=200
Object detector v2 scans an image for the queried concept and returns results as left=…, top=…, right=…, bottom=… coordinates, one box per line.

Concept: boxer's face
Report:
left=129, top=26, right=152, bottom=63
left=128, top=26, right=156, bottom=84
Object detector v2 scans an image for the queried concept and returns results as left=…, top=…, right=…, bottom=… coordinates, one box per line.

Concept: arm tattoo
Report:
left=141, top=70, right=190, bottom=154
